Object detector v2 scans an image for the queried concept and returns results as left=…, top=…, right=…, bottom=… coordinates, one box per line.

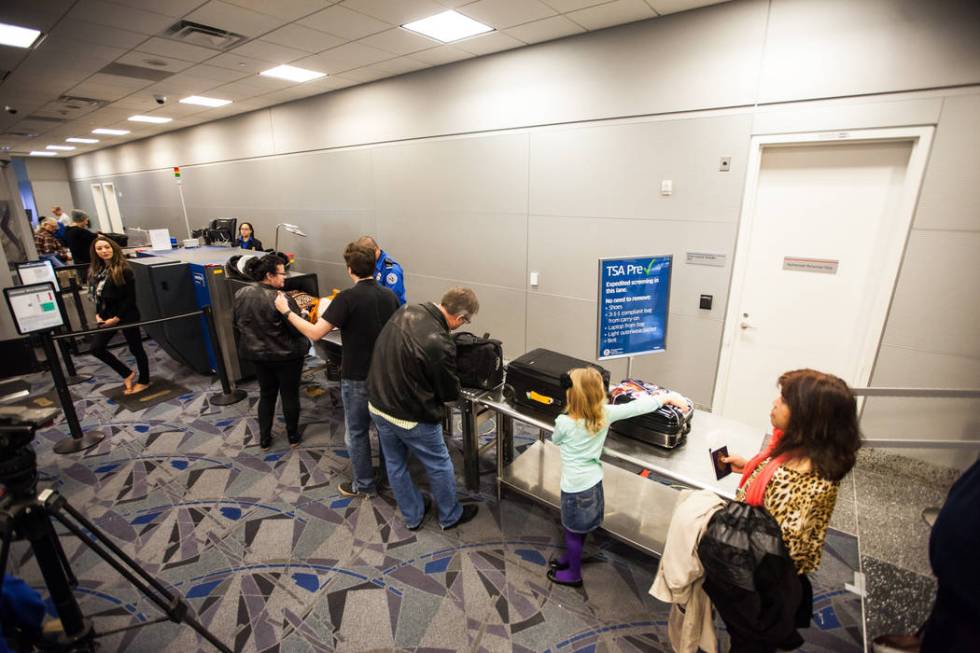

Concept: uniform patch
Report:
left=386, top=272, right=398, bottom=285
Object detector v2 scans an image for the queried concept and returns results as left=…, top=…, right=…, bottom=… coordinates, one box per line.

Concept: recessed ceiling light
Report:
left=180, top=96, right=232, bottom=107
left=30, top=151, right=58, bottom=156
left=66, top=137, right=99, bottom=143
left=402, top=10, right=493, bottom=43
left=92, top=128, right=130, bottom=135
left=259, top=64, right=326, bottom=83
left=46, top=145, right=76, bottom=151
left=0, top=22, right=42, bottom=49
left=128, top=115, right=172, bottom=124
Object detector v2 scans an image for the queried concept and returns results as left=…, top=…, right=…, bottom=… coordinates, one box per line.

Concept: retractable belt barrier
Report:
left=45, top=305, right=246, bottom=455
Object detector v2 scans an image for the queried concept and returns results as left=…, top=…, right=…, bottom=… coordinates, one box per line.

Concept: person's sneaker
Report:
left=406, top=496, right=432, bottom=531
left=442, top=504, right=479, bottom=530
left=338, top=481, right=376, bottom=498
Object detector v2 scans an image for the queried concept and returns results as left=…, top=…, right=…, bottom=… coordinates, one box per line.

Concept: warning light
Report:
left=173, top=166, right=181, bottom=178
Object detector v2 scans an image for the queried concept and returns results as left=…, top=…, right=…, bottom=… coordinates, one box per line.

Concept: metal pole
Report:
left=626, top=356, right=634, bottom=378
left=68, top=276, right=90, bottom=330
left=41, top=331, right=104, bottom=454
left=53, top=292, right=92, bottom=385
left=201, top=305, right=246, bottom=406
left=176, top=179, right=192, bottom=240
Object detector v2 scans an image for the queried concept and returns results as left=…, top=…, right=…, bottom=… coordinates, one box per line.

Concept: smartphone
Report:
left=710, top=446, right=732, bottom=480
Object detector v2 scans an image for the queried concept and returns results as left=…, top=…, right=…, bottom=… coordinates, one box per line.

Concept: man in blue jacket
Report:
left=356, top=236, right=406, bottom=305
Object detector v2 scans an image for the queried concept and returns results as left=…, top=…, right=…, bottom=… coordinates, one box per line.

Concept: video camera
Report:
left=0, top=405, right=58, bottom=499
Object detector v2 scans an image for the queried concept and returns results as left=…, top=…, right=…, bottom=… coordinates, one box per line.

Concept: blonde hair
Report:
left=565, top=367, right=607, bottom=434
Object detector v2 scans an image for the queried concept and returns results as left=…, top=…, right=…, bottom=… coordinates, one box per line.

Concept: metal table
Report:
left=460, top=388, right=768, bottom=557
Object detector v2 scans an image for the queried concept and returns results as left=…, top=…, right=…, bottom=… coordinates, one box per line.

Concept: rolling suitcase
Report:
left=609, top=379, right=693, bottom=449
left=505, top=348, right=610, bottom=418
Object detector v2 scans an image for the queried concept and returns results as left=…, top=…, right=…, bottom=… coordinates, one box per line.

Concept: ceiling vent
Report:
left=2, top=130, right=38, bottom=139
left=24, top=115, right=66, bottom=124
left=99, top=62, right=173, bottom=82
left=57, top=95, right=107, bottom=112
left=164, top=20, right=246, bottom=50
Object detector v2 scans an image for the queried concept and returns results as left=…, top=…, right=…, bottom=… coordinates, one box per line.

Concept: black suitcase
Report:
left=608, top=379, right=693, bottom=449
left=505, top=348, right=610, bottom=418
left=453, top=331, right=504, bottom=390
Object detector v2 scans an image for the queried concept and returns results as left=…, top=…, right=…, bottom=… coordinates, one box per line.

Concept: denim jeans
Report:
left=341, top=379, right=375, bottom=494
left=372, top=415, right=462, bottom=528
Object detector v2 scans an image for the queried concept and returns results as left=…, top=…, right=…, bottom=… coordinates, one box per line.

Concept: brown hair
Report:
left=89, top=236, right=129, bottom=285
left=440, top=287, right=479, bottom=319
left=344, top=242, right=376, bottom=278
left=769, top=369, right=861, bottom=481
left=565, top=367, right=608, bottom=434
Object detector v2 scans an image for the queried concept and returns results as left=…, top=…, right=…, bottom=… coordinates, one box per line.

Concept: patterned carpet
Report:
left=6, top=339, right=864, bottom=652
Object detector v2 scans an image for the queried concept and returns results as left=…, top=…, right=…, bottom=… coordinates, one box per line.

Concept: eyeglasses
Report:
left=457, top=314, right=471, bottom=325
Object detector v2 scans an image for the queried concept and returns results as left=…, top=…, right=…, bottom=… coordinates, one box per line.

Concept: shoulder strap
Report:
left=743, top=453, right=792, bottom=507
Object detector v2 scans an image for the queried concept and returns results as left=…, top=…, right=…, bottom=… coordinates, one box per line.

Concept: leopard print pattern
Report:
left=735, top=457, right=839, bottom=574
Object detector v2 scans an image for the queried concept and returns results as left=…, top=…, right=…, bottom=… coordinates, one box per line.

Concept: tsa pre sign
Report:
left=597, top=255, right=672, bottom=360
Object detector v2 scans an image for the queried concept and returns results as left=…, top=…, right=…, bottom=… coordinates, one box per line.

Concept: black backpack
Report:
left=452, top=332, right=504, bottom=390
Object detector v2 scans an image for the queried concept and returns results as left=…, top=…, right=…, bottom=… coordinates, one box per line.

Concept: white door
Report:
left=101, top=182, right=124, bottom=233
left=90, top=184, right=110, bottom=232
left=715, top=131, right=930, bottom=431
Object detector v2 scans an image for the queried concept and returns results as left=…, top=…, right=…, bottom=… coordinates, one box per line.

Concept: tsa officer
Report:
left=356, top=235, right=406, bottom=305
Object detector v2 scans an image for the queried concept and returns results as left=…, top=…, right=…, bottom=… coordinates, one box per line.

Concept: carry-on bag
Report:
left=608, top=379, right=693, bottom=448
left=505, top=348, right=610, bottom=418
left=453, top=332, right=504, bottom=390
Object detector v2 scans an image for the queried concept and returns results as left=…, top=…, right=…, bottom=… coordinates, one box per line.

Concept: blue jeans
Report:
left=372, top=415, right=462, bottom=528
left=341, top=379, right=375, bottom=494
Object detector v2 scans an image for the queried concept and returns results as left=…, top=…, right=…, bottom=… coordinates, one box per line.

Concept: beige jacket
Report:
left=650, top=489, right=724, bottom=653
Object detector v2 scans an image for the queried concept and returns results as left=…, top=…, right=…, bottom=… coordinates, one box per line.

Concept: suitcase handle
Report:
left=527, top=390, right=556, bottom=405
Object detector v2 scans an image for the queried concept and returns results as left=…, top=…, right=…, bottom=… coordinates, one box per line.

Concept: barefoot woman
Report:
left=88, top=236, right=150, bottom=394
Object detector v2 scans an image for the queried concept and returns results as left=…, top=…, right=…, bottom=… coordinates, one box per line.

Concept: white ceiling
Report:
left=0, top=0, right=730, bottom=158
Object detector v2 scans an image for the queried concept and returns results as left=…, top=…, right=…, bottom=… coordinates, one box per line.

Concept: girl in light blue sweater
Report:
left=548, top=367, right=688, bottom=587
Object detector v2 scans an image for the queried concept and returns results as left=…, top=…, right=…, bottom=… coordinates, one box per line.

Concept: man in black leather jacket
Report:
left=367, top=288, right=480, bottom=531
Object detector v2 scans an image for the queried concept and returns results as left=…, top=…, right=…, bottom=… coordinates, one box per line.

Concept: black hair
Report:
left=344, top=242, right=375, bottom=278
left=249, top=253, right=285, bottom=282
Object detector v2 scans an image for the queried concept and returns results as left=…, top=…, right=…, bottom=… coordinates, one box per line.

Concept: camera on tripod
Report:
left=0, top=405, right=57, bottom=499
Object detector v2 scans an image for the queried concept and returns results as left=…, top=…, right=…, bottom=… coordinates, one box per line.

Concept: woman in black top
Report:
left=237, top=222, right=263, bottom=251
left=88, top=236, right=150, bottom=394
left=233, top=254, right=308, bottom=449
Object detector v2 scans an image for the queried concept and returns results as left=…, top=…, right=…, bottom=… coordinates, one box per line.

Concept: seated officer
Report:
left=356, top=235, right=406, bottom=305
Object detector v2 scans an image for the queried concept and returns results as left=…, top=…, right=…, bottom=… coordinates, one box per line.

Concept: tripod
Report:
left=0, top=484, right=231, bottom=652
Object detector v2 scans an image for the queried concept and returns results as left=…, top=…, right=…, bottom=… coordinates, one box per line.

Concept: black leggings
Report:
left=252, top=358, right=303, bottom=441
left=89, top=326, right=150, bottom=385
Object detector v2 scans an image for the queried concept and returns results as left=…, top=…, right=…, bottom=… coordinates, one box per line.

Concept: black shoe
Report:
left=548, top=558, right=569, bottom=571
left=407, top=496, right=432, bottom=531
left=547, top=567, right=583, bottom=588
left=442, top=504, right=479, bottom=530
left=288, top=434, right=301, bottom=448
left=259, top=435, right=271, bottom=450
left=338, top=481, right=376, bottom=498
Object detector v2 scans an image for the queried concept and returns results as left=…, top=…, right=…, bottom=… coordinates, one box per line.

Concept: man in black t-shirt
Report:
left=278, top=243, right=400, bottom=497
left=64, top=210, right=98, bottom=266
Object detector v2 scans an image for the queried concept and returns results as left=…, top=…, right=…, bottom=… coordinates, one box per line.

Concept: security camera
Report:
left=153, top=95, right=167, bottom=105
left=3, top=106, right=17, bottom=115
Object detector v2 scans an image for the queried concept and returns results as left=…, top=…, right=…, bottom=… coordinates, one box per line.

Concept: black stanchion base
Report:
left=65, top=374, right=93, bottom=386
left=53, top=432, right=105, bottom=454
left=209, top=389, right=247, bottom=406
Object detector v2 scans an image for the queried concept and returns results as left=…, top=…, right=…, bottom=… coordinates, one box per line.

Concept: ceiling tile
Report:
left=104, top=0, right=207, bottom=17
left=221, top=0, right=336, bottom=21
left=0, top=0, right=73, bottom=32
left=37, top=37, right=129, bottom=64
left=357, top=28, right=439, bottom=55
left=567, top=0, right=656, bottom=30
left=66, top=0, right=176, bottom=35
left=210, top=79, right=287, bottom=101
left=182, top=63, right=254, bottom=82
left=67, top=82, right=133, bottom=102
left=505, top=15, right=584, bottom=43
left=50, top=19, right=149, bottom=49
left=116, top=51, right=197, bottom=74
left=458, top=0, right=556, bottom=29
left=229, top=39, right=310, bottom=64
left=339, top=0, right=446, bottom=26
left=338, top=66, right=391, bottom=83
left=645, top=0, right=730, bottom=15
left=208, top=51, right=278, bottom=73
left=87, top=72, right=159, bottom=90
left=455, top=31, right=525, bottom=55
left=136, top=36, right=223, bottom=63
left=110, top=95, right=170, bottom=110
left=185, top=1, right=287, bottom=38
left=297, top=41, right=393, bottom=73
left=370, top=55, right=430, bottom=74
left=299, top=4, right=391, bottom=40
left=261, top=24, right=346, bottom=53
left=411, top=45, right=473, bottom=66
left=539, top=0, right=609, bottom=11
left=142, top=74, right=222, bottom=95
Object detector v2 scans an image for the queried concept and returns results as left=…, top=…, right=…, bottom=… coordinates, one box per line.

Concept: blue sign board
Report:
left=597, top=255, right=672, bottom=360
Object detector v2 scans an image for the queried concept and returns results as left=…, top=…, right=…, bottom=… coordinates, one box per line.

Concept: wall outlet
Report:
left=719, top=157, right=731, bottom=172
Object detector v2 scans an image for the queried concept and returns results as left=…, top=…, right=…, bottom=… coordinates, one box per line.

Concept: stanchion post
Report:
left=40, top=330, right=104, bottom=454
left=201, top=305, right=246, bottom=406
left=68, top=276, right=90, bottom=330
left=53, top=292, right=92, bottom=386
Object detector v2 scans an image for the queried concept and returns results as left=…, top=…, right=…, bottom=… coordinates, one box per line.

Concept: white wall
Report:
left=64, top=0, right=980, bottom=465
left=24, top=158, right=75, bottom=221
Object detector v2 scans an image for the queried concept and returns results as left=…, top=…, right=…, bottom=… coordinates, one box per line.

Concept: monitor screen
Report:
left=4, top=282, right=65, bottom=335
left=16, top=259, right=60, bottom=292
left=597, top=254, right=672, bottom=360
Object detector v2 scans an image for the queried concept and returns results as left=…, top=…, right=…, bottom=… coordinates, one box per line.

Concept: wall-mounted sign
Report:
left=686, top=251, right=726, bottom=267
left=783, top=257, right=839, bottom=274
left=597, top=255, right=672, bottom=360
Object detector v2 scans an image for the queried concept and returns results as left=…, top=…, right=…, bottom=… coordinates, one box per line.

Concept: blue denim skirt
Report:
left=560, top=481, right=605, bottom=534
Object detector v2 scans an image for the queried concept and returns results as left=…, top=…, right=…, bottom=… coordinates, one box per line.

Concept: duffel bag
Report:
left=453, top=332, right=504, bottom=390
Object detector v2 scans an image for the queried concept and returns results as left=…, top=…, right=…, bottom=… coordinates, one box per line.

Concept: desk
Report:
left=459, top=387, right=768, bottom=557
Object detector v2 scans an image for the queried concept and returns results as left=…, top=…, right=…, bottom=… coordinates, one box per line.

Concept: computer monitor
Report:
left=4, top=282, right=65, bottom=335
left=209, top=217, right=237, bottom=245
left=16, top=259, right=60, bottom=292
